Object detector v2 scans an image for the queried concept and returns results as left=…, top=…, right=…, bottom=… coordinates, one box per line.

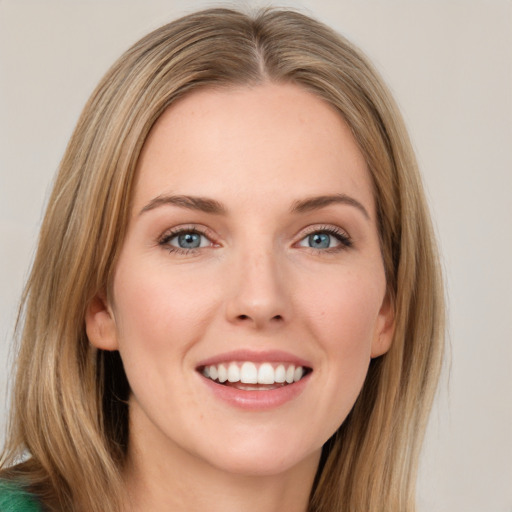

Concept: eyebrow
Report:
left=139, top=194, right=226, bottom=216
left=290, top=194, right=370, bottom=220
left=139, top=193, right=370, bottom=220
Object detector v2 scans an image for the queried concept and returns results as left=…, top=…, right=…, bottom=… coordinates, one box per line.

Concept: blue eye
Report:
left=307, top=233, right=331, bottom=249
left=161, top=229, right=212, bottom=251
left=173, top=232, right=203, bottom=249
left=298, top=228, right=351, bottom=250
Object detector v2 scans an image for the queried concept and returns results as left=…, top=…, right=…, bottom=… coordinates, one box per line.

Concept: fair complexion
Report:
left=86, top=83, right=394, bottom=512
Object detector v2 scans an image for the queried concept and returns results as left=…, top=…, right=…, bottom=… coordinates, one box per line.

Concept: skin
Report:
left=86, top=82, right=394, bottom=512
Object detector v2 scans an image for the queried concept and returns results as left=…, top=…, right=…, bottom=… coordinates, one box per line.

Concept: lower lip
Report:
left=200, top=373, right=311, bottom=410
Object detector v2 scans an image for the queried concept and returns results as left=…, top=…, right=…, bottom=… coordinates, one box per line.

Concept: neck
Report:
left=123, top=456, right=319, bottom=512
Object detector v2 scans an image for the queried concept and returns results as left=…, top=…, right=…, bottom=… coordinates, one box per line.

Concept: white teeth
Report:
left=258, top=363, right=275, bottom=384
left=227, top=363, right=240, bottom=382
left=202, top=361, right=307, bottom=386
left=240, top=362, right=258, bottom=384
left=275, top=364, right=286, bottom=383
left=217, top=364, right=228, bottom=383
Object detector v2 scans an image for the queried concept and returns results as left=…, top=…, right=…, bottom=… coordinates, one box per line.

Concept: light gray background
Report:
left=1, top=1, right=511, bottom=511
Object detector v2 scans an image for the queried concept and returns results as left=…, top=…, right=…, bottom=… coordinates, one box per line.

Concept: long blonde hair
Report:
left=1, top=8, right=444, bottom=512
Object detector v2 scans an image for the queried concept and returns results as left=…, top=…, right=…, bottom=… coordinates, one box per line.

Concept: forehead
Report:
left=133, top=82, right=375, bottom=217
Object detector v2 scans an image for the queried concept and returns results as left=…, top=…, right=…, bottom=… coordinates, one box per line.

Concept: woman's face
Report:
left=87, top=83, right=393, bottom=478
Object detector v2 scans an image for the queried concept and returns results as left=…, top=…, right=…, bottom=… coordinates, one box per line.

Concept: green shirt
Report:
left=0, top=480, right=41, bottom=512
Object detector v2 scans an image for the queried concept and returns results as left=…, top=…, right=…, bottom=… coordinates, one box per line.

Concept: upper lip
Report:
left=195, top=349, right=313, bottom=370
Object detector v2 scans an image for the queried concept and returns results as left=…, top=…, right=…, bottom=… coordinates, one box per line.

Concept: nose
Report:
left=225, top=246, right=290, bottom=329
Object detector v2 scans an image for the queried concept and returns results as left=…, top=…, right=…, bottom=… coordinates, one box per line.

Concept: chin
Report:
left=196, top=431, right=323, bottom=478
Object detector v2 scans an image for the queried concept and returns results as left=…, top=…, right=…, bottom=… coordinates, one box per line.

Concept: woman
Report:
left=0, top=7, right=444, bottom=512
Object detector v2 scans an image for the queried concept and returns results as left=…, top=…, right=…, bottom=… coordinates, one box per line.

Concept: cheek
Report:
left=109, top=261, right=225, bottom=419
left=303, top=268, right=383, bottom=344
left=298, top=268, right=384, bottom=396
left=111, top=261, right=221, bottom=362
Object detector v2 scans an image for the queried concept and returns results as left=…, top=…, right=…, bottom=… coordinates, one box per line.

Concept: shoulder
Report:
left=0, top=480, right=41, bottom=512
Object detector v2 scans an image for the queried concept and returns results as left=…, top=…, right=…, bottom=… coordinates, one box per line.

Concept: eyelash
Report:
left=297, top=225, right=353, bottom=253
left=158, top=226, right=216, bottom=255
left=157, top=225, right=353, bottom=255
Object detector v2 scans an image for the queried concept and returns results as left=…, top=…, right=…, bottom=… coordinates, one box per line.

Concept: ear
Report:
left=371, top=291, right=395, bottom=358
left=85, top=292, right=119, bottom=351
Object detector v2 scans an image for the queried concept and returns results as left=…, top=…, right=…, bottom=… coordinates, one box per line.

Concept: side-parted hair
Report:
left=1, top=8, right=444, bottom=512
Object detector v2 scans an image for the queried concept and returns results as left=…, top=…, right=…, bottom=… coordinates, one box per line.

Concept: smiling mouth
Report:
left=199, top=361, right=311, bottom=390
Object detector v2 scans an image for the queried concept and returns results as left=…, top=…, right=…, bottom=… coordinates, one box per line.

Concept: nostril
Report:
left=236, top=314, right=283, bottom=322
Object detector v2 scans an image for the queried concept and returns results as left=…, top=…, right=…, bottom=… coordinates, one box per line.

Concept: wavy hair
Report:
left=1, top=8, right=444, bottom=512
